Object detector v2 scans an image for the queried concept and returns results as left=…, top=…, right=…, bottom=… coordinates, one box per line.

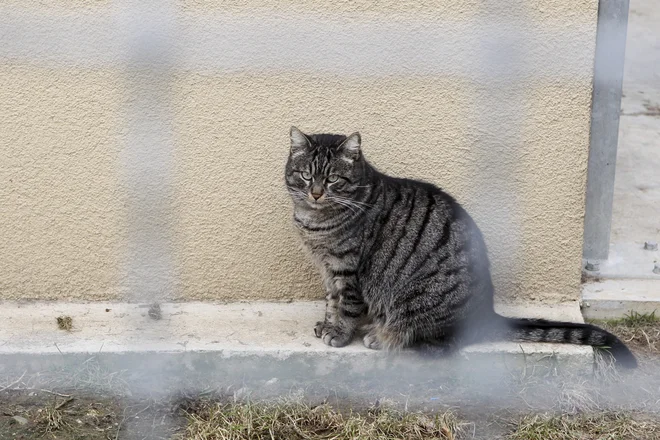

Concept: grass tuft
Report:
left=610, top=311, right=659, bottom=328
left=555, top=380, right=602, bottom=414
left=509, top=412, right=660, bottom=440
left=590, top=311, right=660, bottom=358
left=177, top=398, right=463, bottom=440
left=39, top=405, right=69, bottom=434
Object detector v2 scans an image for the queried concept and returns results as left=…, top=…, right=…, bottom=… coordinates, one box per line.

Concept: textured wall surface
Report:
left=0, top=0, right=597, bottom=303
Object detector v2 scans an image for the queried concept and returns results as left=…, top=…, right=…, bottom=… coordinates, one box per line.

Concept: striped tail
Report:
left=495, top=315, right=638, bottom=369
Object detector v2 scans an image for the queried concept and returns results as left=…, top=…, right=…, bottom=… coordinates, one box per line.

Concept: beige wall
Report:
left=0, top=1, right=597, bottom=303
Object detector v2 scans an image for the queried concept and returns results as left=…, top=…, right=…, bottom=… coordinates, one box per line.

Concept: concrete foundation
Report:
left=0, top=301, right=593, bottom=397
left=582, top=279, right=660, bottom=319
left=580, top=0, right=660, bottom=317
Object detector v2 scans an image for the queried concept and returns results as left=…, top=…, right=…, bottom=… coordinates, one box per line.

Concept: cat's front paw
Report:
left=314, top=322, right=352, bottom=347
left=314, top=321, right=325, bottom=338
left=363, top=331, right=383, bottom=350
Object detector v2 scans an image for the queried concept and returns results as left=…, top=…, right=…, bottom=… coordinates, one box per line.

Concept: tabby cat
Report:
left=284, top=126, right=637, bottom=368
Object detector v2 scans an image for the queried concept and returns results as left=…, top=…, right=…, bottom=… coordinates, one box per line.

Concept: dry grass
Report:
left=508, top=412, right=660, bottom=440
left=1, top=312, right=658, bottom=439
left=1, top=357, right=131, bottom=397
left=592, top=311, right=660, bottom=358
left=0, top=358, right=135, bottom=438
left=177, top=398, right=463, bottom=440
left=555, top=379, right=604, bottom=415
left=505, top=315, right=660, bottom=439
left=39, top=401, right=70, bottom=434
left=1, top=392, right=122, bottom=439
left=56, top=315, right=73, bottom=331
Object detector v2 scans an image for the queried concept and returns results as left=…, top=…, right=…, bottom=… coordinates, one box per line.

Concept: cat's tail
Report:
left=489, top=314, right=638, bottom=369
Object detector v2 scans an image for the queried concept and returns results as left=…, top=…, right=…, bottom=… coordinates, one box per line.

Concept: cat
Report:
left=284, top=126, right=637, bottom=368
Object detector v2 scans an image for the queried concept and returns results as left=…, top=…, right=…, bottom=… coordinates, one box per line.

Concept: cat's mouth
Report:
left=306, top=198, right=327, bottom=209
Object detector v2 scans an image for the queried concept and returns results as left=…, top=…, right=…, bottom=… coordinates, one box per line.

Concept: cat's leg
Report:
left=362, top=320, right=413, bottom=351
left=314, top=290, right=340, bottom=338
left=314, top=270, right=340, bottom=337
left=314, top=274, right=365, bottom=347
left=415, top=335, right=461, bottom=358
left=363, top=318, right=459, bottom=354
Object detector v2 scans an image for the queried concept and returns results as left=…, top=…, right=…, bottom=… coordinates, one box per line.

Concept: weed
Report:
left=590, top=311, right=660, bottom=357
left=177, top=398, right=463, bottom=440
left=509, top=412, right=660, bottom=440
left=56, top=316, right=73, bottom=331
left=611, top=311, right=659, bottom=328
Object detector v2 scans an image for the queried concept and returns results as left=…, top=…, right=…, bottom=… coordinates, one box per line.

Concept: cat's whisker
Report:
left=326, top=196, right=366, bottom=213
left=327, top=197, right=360, bottom=214
left=287, top=187, right=308, bottom=201
left=328, top=196, right=372, bottom=209
left=337, top=200, right=363, bottom=214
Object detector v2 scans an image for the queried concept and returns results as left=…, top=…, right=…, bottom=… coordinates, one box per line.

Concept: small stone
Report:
left=12, top=416, right=28, bottom=426
left=653, top=264, right=660, bottom=275
left=265, top=378, right=278, bottom=386
left=148, top=303, right=162, bottom=320
left=644, top=241, right=658, bottom=251
left=585, top=261, right=600, bottom=272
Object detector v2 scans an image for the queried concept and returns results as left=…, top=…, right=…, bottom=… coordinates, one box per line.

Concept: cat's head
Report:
left=285, top=126, right=365, bottom=210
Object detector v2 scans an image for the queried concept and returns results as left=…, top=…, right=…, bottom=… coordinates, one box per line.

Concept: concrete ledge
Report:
left=585, top=241, right=660, bottom=280
left=0, top=301, right=593, bottom=396
left=582, top=279, right=660, bottom=319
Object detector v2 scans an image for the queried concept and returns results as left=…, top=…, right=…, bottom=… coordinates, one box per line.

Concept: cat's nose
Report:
left=311, top=191, right=323, bottom=200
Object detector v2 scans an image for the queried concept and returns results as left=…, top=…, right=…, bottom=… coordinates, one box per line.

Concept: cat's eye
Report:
left=300, top=171, right=312, bottom=181
left=326, top=174, right=340, bottom=183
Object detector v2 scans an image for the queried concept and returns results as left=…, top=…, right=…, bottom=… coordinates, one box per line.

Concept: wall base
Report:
left=0, top=301, right=594, bottom=398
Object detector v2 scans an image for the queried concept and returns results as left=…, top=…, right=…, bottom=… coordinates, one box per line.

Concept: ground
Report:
left=600, top=0, right=660, bottom=282
left=612, top=0, right=660, bottom=249
left=1, top=315, right=659, bottom=439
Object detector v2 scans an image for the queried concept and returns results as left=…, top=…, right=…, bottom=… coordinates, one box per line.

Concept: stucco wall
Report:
left=0, top=1, right=597, bottom=303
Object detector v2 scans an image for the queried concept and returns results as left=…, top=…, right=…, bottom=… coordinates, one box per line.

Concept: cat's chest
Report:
left=298, top=231, right=358, bottom=272
left=300, top=236, right=336, bottom=263
left=293, top=209, right=363, bottom=268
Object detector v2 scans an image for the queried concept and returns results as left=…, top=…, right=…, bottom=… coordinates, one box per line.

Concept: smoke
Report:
left=0, top=5, right=626, bottom=84
left=115, top=0, right=179, bottom=433
left=2, top=1, right=654, bottom=435
left=117, top=0, right=177, bottom=304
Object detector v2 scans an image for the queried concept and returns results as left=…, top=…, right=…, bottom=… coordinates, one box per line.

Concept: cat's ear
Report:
left=290, top=126, right=310, bottom=155
left=339, top=132, right=361, bottom=161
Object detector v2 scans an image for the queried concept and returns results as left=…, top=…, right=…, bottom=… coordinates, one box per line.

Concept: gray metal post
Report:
left=583, top=0, right=630, bottom=260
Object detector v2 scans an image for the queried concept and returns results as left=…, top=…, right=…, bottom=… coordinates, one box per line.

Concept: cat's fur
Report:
left=284, top=126, right=637, bottom=368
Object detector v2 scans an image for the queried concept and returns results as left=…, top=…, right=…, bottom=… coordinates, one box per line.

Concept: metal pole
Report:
left=583, top=0, right=630, bottom=261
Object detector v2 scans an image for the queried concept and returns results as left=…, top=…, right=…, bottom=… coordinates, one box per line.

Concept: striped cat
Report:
left=285, top=126, right=637, bottom=368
